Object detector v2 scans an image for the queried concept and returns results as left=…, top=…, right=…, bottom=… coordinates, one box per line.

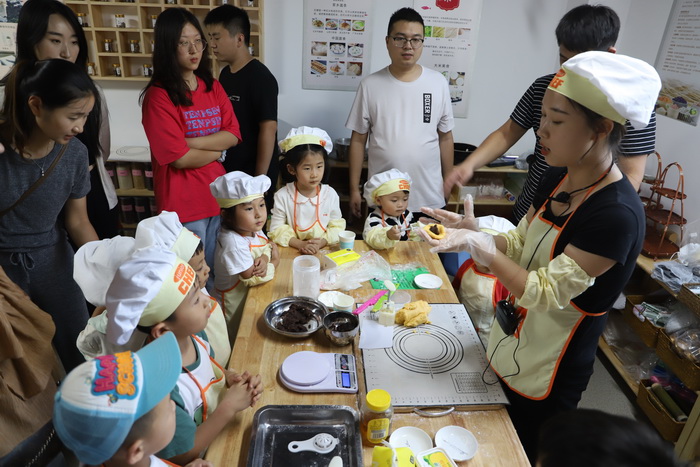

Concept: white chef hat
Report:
left=74, top=236, right=136, bottom=308
left=279, top=126, right=333, bottom=154
left=363, top=169, right=412, bottom=207
left=549, top=51, right=661, bottom=129
left=209, top=171, right=271, bottom=209
left=105, top=247, right=197, bottom=345
left=134, top=211, right=200, bottom=261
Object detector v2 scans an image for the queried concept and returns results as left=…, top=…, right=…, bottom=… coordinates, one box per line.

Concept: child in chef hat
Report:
left=135, top=211, right=231, bottom=367
left=73, top=236, right=138, bottom=359
left=210, top=171, right=279, bottom=342
left=52, top=332, right=214, bottom=466
left=362, top=168, right=422, bottom=250
left=105, top=246, right=263, bottom=463
left=269, top=126, right=346, bottom=254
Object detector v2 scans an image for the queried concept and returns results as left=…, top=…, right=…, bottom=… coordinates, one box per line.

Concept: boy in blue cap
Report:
left=53, top=332, right=211, bottom=466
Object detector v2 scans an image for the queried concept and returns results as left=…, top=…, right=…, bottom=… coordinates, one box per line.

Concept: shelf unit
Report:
left=600, top=255, right=700, bottom=460
left=65, top=0, right=264, bottom=80
left=642, top=162, right=687, bottom=260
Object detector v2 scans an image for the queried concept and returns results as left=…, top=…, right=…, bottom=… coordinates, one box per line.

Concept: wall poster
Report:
left=655, top=0, right=700, bottom=127
left=302, top=0, right=373, bottom=91
left=0, top=0, right=27, bottom=78
left=413, top=0, right=483, bottom=118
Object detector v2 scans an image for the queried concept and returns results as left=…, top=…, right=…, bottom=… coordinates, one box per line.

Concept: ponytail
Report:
left=0, top=59, right=100, bottom=156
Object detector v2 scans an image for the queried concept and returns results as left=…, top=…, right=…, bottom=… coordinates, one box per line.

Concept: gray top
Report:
left=0, top=138, right=90, bottom=251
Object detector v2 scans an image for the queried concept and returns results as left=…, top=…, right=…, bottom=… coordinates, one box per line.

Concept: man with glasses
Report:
left=346, top=7, right=454, bottom=219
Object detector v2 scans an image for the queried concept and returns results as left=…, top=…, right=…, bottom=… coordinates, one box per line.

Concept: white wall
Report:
left=102, top=0, right=700, bottom=225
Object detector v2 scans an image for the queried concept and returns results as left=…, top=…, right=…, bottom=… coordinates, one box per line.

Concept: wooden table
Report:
left=205, top=241, right=529, bottom=466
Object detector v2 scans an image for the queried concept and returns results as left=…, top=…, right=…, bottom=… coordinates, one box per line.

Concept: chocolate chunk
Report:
left=429, top=224, right=440, bottom=235
left=276, top=303, right=314, bottom=332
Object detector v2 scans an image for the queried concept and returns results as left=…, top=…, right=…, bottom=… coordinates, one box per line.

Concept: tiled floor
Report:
left=579, top=352, right=643, bottom=420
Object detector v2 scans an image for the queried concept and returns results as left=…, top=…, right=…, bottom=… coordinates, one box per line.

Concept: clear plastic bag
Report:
left=677, top=219, right=700, bottom=268
left=321, top=250, right=392, bottom=291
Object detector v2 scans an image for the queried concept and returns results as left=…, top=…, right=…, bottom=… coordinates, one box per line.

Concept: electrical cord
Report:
left=481, top=333, right=521, bottom=386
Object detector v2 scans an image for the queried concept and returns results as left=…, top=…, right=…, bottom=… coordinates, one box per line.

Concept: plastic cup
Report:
left=339, top=230, right=356, bottom=250
left=293, top=255, right=320, bottom=299
left=333, top=293, right=355, bottom=312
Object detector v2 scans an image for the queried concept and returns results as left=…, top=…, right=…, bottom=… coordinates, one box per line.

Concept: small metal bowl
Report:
left=263, top=296, right=328, bottom=338
left=323, top=311, right=360, bottom=346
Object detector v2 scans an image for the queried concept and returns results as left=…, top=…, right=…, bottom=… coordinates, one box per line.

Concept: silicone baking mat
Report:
left=362, top=303, right=508, bottom=408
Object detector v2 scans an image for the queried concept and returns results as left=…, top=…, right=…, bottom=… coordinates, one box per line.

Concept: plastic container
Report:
left=292, top=255, right=320, bottom=299
left=360, top=389, right=393, bottom=446
left=116, top=162, right=133, bottom=189
left=144, top=162, right=154, bottom=190
left=134, top=197, right=150, bottom=222
left=131, top=162, right=145, bottom=189
left=118, top=197, right=136, bottom=225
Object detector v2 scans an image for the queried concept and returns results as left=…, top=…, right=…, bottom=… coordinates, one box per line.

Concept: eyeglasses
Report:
left=178, top=39, right=207, bottom=52
left=390, top=36, right=424, bottom=48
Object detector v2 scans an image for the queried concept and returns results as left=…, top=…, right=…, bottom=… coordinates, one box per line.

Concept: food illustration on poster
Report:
left=302, top=0, right=372, bottom=91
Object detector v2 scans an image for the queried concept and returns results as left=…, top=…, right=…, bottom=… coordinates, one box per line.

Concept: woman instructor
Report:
left=422, top=51, right=660, bottom=461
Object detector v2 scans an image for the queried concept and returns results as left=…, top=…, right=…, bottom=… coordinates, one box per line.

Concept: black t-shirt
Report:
left=218, top=59, right=279, bottom=178
left=533, top=168, right=645, bottom=372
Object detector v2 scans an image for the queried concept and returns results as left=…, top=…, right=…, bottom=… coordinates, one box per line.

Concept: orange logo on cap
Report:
left=549, top=69, right=566, bottom=89
left=319, top=140, right=326, bottom=147
left=173, top=263, right=186, bottom=282
left=398, top=180, right=410, bottom=190
left=177, top=265, right=195, bottom=295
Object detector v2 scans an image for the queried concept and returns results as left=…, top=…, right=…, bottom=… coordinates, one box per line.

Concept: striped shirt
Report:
left=510, top=73, right=657, bottom=222
left=365, top=209, right=414, bottom=241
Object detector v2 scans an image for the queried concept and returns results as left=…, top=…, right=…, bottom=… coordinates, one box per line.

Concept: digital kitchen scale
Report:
left=280, top=351, right=358, bottom=393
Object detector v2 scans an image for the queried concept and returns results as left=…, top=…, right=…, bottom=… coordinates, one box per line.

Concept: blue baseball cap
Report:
left=53, top=332, right=181, bottom=465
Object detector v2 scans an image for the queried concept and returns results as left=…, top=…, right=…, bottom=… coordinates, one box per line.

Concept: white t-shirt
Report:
left=346, top=66, right=454, bottom=211
left=214, top=228, right=269, bottom=292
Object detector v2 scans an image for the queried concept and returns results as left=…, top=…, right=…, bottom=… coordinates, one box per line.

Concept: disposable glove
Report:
left=420, top=194, right=478, bottom=231
left=418, top=227, right=497, bottom=267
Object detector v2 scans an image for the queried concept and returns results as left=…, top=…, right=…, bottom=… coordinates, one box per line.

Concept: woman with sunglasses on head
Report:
left=0, top=59, right=100, bottom=371
left=4, top=0, right=118, bottom=240
left=141, top=8, right=240, bottom=286
left=421, top=52, right=659, bottom=462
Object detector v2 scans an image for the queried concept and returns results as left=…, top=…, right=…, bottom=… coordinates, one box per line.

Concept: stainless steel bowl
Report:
left=263, top=296, right=328, bottom=338
left=323, top=311, right=359, bottom=346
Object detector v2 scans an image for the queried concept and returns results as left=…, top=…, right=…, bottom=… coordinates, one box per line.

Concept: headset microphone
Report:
left=547, top=160, right=615, bottom=203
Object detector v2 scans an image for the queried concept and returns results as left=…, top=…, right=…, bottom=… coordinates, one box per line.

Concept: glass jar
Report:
left=114, top=14, right=126, bottom=28
left=150, top=15, right=157, bottom=28
left=112, top=63, right=122, bottom=77
left=77, top=12, right=88, bottom=27
left=142, top=64, right=152, bottom=77
left=150, top=40, right=155, bottom=52
left=103, top=38, right=114, bottom=52
left=360, top=389, right=393, bottom=446
left=87, top=62, right=95, bottom=76
left=129, top=39, right=140, bottom=53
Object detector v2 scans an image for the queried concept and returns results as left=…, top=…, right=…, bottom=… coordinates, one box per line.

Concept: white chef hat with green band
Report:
left=548, top=51, right=661, bottom=129
left=106, top=247, right=197, bottom=345
left=134, top=211, right=200, bottom=261
left=278, top=126, right=333, bottom=154
left=209, top=171, right=271, bottom=209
